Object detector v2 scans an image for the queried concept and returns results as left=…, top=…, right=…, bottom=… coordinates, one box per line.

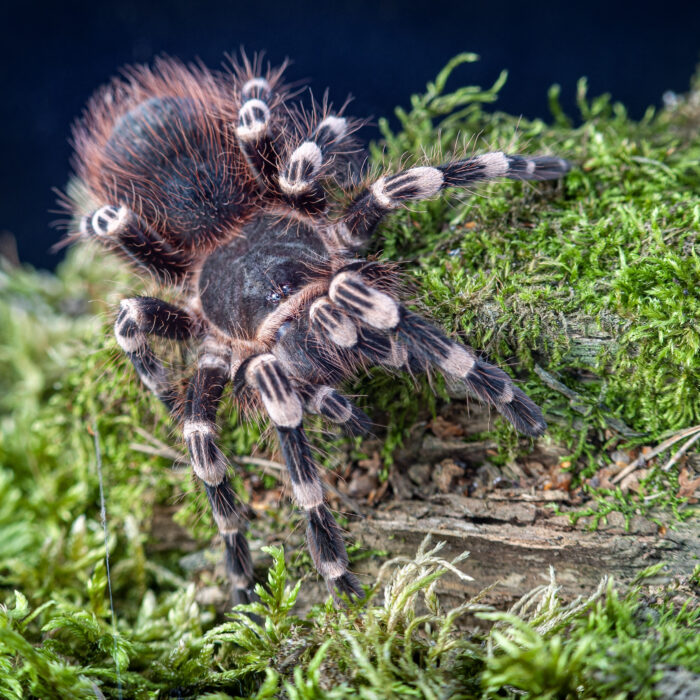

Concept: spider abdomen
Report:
left=105, top=96, right=252, bottom=247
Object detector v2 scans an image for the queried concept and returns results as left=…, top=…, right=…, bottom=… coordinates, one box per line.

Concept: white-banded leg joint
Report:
left=476, top=152, right=508, bottom=177
left=279, top=141, right=323, bottom=195
left=241, top=77, right=271, bottom=101
left=437, top=344, right=476, bottom=378
left=82, top=205, right=129, bottom=237
left=329, top=271, right=400, bottom=330
left=237, top=98, right=271, bottom=141
left=245, top=354, right=303, bottom=428
left=371, top=166, right=444, bottom=209
left=309, top=297, right=358, bottom=348
left=314, top=115, right=348, bottom=150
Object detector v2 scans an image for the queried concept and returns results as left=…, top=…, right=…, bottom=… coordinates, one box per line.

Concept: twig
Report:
left=230, top=455, right=285, bottom=471
left=92, top=422, right=123, bottom=700
left=661, top=429, right=700, bottom=472
left=129, top=436, right=366, bottom=515
left=129, top=442, right=184, bottom=461
left=611, top=424, right=700, bottom=484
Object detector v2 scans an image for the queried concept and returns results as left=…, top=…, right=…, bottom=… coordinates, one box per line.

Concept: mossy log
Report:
left=350, top=497, right=699, bottom=608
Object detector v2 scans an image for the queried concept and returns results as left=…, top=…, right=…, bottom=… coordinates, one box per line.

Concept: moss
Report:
left=1, top=55, right=699, bottom=697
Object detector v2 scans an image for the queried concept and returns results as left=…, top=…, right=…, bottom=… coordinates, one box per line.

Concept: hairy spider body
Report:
left=67, top=55, right=570, bottom=604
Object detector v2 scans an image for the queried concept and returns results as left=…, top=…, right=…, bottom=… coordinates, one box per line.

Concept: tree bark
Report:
left=350, top=495, right=700, bottom=608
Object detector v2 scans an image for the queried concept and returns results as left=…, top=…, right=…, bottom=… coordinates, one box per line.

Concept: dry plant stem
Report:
left=611, top=424, right=700, bottom=484
left=661, top=430, right=700, bottom=472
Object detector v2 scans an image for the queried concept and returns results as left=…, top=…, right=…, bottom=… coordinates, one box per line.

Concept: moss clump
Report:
left=1, top=541, right=698, bottom=698
left=1, top=55, right=699, bottom=697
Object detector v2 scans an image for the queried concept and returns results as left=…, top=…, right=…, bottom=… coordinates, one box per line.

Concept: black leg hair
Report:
left=327, top=269, right=547, bottom=436
left=184, top=339, right=255, bottom=605
left=335, top=152, right=571, bottom=249
left=236, top=77, right=280, bottom=190
left=278, top=115, right=350, bottom=214
left=114, top=296, right=198, bottom=411
left=235, top=353, right=363, bottom=601
left=81, top=206, right=190, bottom=281
left=296, top=382, right=372, bottom=437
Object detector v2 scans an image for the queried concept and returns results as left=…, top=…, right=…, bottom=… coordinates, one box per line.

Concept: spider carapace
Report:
left=67, top=55, right=570, bottom=605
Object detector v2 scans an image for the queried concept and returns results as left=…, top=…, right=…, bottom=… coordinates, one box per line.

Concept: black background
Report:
left=2, top=0, right=698, bottom=270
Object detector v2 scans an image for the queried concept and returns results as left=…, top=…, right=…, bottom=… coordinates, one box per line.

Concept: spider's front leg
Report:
left=114, top=296, right=198, bottom=410
left=312, top=266, right=546, bottom=436
left=334, top=153, right=571, bottom=249
left=234, top=353, right=363, bottom=601
left=184, top=338, right=254, bottom=604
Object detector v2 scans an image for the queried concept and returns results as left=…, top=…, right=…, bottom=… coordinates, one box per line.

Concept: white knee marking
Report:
left=92, top=205, right=128, bottom=237
left=279, top=141, right=323, bottom=194
left=318, top=558, right=347, bottom=580
left=310, top=297, right=358, bottom=347
left=212, top=508, right=240, bottom=534
left=230, top=573, right=249, bottom=589
left=526, top=159, right=536, bottom=174
left=182, top=419, right=213, bottom=440
left=237, top=99, right=270, bottom=140
left=293, top=480, right=324, bottom=510
left=115, top=299, right=145, bottom=353
left=499, top=382, right=514, bottom=405
left=198, top=352, right=229, bottom=372
left=316, top=115, right=347, bottom=141
left=386, top=340, right=408, bottom=368
left=371, top=166, right=444, bottom=208
left=478, top=152, right=508, bottom=177
left=438, top=344, right=476, bottom=377
left=311, top=386, right=353, bottom=423
left=246, top=354, right=303, bottom=428
left=329, top=271, right=400, bottom=330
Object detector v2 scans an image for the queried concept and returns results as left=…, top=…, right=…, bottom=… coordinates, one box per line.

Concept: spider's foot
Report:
left=329, top=571, right=364, bottom=605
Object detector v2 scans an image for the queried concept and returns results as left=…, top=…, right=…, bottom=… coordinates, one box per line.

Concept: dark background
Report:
left=2, top=0, right=698, bottom=271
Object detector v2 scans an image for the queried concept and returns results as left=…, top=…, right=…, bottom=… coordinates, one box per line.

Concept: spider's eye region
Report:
left=266, top=283, right=294, bottom=305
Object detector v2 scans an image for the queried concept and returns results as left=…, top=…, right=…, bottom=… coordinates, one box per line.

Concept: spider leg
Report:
left=325, top=269, right=546, bottom=436
left=184, top=339, right=254, bottom=605
left=114, top=296, right=198, bottom=411
left=296, top=382, right=372, bottom=437
left=81, top=206, right=190, bottom=281
left=309, top=295, right=408, bottom=369
left=235, top=353, right=363, bottom=601
left=334, top=153, right=571, bottom=249
left=278, top=115, right=350, bottom=215
left=236, top=77, right=279, bottom=189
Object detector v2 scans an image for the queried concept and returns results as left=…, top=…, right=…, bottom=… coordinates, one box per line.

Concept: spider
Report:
left=65, top=54, right=570, bottom=606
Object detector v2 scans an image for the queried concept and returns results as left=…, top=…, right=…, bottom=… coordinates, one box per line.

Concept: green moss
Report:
left=1, top=55, right=699, bottom=697
left=366, top=54, right=699, bottom=449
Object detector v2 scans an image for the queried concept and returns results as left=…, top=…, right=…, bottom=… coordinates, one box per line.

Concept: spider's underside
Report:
left=68, top=55, right=570, bottom=604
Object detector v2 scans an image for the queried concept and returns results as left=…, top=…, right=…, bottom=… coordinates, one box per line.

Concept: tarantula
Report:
left=66, top=55, right=569, bottom=605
